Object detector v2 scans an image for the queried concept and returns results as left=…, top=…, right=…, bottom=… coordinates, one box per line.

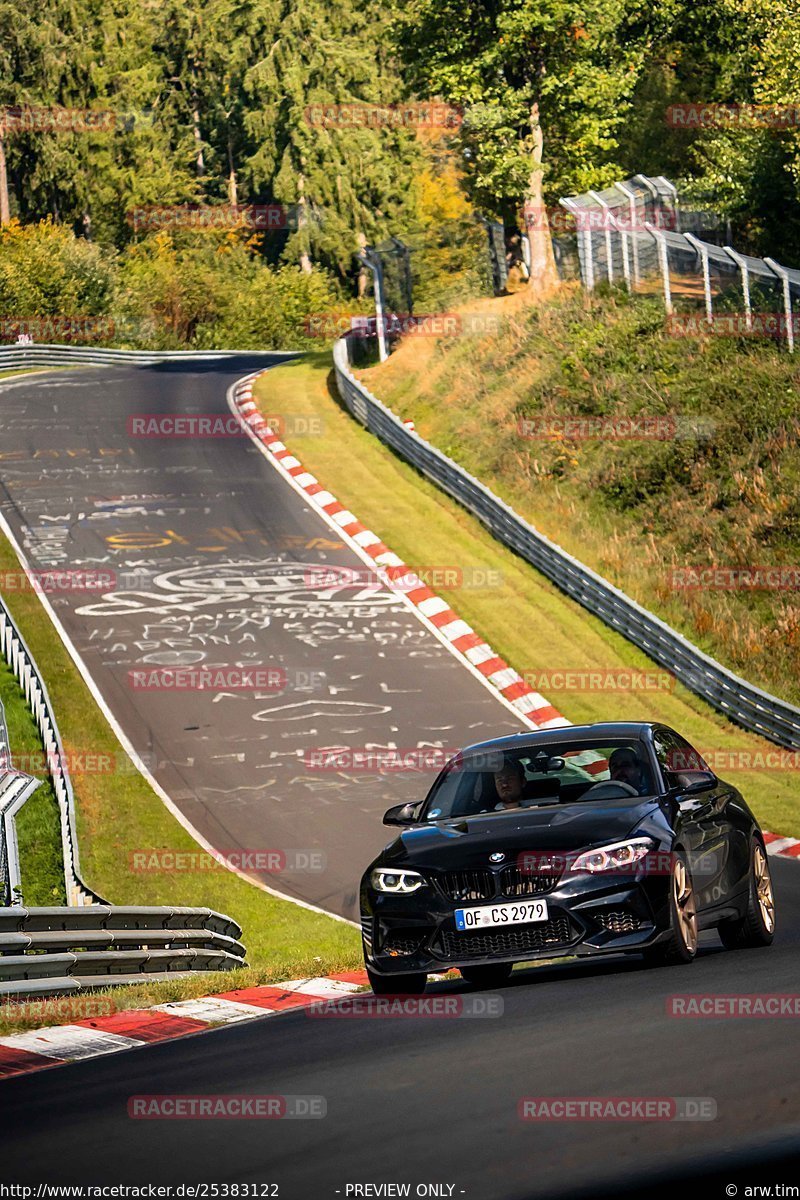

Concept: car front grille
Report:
left=594, top=909, right=642, bottom=934
left=437, top=870, right=496, bottom=902
left=360, top=915, right=373, bottom=953
left=437, top=866, right=556, bottom=902
left=499, top=866, right=557, bottom=897
left=433, top=916, right=576, bottom=960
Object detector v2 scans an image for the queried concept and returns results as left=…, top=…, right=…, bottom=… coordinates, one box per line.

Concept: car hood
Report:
left=382, top=798, right=661, bottom=869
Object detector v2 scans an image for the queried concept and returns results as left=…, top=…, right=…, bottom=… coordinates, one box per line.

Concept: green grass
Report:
left=0, top=367, right=86, bottom=379
left=253, top=352, right=800, bottom=839
left=0, top=654, right=66, bottom=905
left=358, top=285, right=800, bottom=710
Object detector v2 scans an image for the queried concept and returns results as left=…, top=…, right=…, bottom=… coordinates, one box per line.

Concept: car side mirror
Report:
left=672, top=769, right=717, bottom=795
left=383, top=802, right=420, bottom=826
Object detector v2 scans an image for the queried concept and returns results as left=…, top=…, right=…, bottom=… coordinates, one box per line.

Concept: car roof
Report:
left=459, top=722, right=660, bottom=758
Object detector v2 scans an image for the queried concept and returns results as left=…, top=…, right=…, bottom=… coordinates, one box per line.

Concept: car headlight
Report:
left=371, top=868, right=427, bottom=894
left=571, top=838, right=655, bottom=874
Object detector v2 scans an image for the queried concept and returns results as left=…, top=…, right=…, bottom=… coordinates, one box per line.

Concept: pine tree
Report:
left=243, top=0, right=421, bottom=278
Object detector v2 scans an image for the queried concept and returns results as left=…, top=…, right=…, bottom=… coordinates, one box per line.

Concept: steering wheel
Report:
left=581, top=780, right=639, bottom=800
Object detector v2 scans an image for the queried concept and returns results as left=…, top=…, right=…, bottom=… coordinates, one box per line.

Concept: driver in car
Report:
left=608, top=747, right=651, bottom=796
left=493, top=758, right=526, bottom=809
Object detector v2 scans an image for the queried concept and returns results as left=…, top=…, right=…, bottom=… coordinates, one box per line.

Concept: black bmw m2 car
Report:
left=360, top=722, right=776, bottom=993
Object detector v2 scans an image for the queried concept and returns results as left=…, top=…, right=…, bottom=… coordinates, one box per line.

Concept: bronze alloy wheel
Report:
left=643, top=853, right=698, bottom=965
left=718, top=836, right=777, bottom=950
left=754, top=842, right=776, bottom=934
left=673, top=857, right=698, bottom=956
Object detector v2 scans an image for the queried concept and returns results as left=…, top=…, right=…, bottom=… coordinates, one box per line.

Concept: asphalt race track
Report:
left=0, top=360, right=523, bottom=919
left=1, top=361, right=798, bottom=1197
left=1, top=857, right=799, bottom=1196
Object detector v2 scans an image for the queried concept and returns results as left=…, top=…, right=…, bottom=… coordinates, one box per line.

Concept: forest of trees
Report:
left=1, top=0, right=799, bottom=344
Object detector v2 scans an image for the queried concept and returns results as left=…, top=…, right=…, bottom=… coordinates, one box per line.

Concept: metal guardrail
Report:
left=0, top=345, right=297, bottom=369
left=0, top=618, right=52, bottom=908
left=333, top=335, right=800, bottom=750
left=0, top=906, right=246, bottom=997
left=0, top=604, right=101, bottom=906
left=0, top=770, right=42, bottom=907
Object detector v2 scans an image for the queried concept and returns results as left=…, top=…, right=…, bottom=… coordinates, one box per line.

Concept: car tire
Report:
left=643, top=852, right=698, bottom=965
left=718, top=837, right=776, bottom=950
left=366, top=967, right=427, bottom=995
left=459, top=963, right=513, bottom=988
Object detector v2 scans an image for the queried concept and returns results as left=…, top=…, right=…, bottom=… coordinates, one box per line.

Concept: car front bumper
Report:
left=361, top=870, right=671, bottom=976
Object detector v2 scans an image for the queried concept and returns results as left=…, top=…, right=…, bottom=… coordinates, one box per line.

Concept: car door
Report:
left=653, top=728, right=734, bottom=912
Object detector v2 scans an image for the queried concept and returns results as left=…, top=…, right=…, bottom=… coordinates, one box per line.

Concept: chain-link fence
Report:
left=557, top=174, right=800, bottom=350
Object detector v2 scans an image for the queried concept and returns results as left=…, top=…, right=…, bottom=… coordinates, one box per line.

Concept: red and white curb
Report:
left=764, top=832, right=800, bottom=860
left=0, top=971, right=371, bottom=1080
left=231, top=375, right=571, bottom=734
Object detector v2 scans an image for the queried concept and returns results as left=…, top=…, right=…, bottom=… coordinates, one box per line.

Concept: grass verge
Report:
left=254, top=353, right=800, bottom=839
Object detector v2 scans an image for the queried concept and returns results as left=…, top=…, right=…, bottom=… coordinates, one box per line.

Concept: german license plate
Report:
left=455, top=900, right=549, bottom=931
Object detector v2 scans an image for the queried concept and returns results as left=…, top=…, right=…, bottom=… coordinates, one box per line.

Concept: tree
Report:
left=394, top=0, right=654, bottom=291
left=619, top=0, right=800, bottom=257
left=243, top=0, right=420, bottom=277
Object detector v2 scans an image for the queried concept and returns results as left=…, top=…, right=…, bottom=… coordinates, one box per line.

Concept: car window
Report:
left=654, top=729, right=708, bottom=786
left=668, top=733, right=709, bottom=773
left=422, top=738, right=655, bottom=821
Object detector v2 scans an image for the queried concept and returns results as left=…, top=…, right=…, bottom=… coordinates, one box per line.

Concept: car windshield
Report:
left=420, top=739, right=656, bottom=821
